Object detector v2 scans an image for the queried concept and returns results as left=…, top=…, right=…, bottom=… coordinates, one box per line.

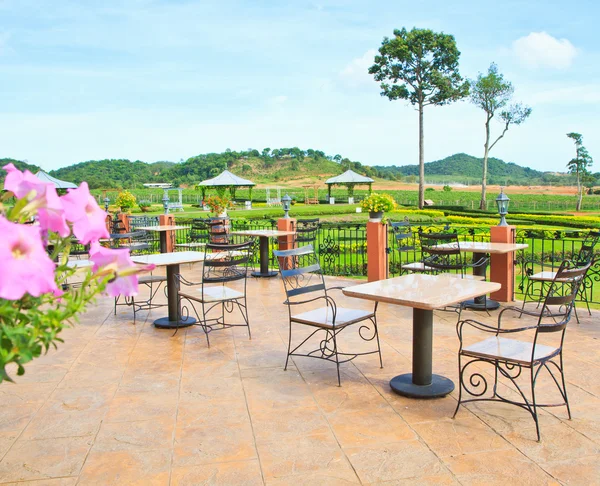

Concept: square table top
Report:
left=231, top=229, right=296, bottom=237
left=436, top=241, right=528, bottom=254
left=135, top=225, right=190, bottom=232
left=131, top=251, right=206, bottom=266
left=342, top=274, right=501, bottom=310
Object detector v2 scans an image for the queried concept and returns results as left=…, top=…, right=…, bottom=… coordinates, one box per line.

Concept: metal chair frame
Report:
left=454, top=259, right=592, bottom=441
left=273, top=244, right=383, bottom=386
left=114, top=274, right=167, bottom=323
left=176, top=241, right=252, bottom=346
left=294, top=218, right=320, bottom=247
left=521, top=231, right=599, bottom=322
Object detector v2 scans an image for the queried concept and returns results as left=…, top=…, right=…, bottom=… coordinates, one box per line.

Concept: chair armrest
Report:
left=174, top=273, right=201, bottom=288
left=466, top=256, right=489, bottom=269
left=456, top=318, right=538, bottom=341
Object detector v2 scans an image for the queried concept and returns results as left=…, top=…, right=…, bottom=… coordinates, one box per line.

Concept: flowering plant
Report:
left=0, top=164, right=153, bottom=383
left=360, top=193, right=396, bottom=213
left=115, top=190, right=137, bottom=211
left=205, top=194, right=232, bottom=215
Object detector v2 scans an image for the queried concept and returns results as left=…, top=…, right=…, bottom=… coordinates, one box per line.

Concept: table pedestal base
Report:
left=153, top=316, right=196, bottom=329
left=462, top=298, right=500, bottom=311
left=390, top=373, right=455, bottom=398
left=251, top=270, right=278, bottom=278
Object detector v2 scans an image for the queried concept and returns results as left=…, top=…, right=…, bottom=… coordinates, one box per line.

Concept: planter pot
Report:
left=329, top=197, right=335, bottom=205
left=218, top=210, right=228, bottom=218
left=369, top=211, right=383, bottom=221
left=348, top=197, right=355, bottom=204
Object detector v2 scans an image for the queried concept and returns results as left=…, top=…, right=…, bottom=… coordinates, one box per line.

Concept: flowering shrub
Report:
left=205, top=194, right=232, bottom=215
left=0, top=164, right=153, bottom=383
left=115, top=190, right=137, bottom=211
left=360, top=193, right=396, bottom=213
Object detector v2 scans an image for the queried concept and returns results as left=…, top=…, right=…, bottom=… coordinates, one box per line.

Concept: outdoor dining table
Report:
left=131, top=251, right=206, bottom=329
left=230, top=229, right=296, bottom=277
left=343, top=273, right=501, bottom=398
left=135, top=225, right=190, bottom=253
left=435, top=241, right=528, bottom=310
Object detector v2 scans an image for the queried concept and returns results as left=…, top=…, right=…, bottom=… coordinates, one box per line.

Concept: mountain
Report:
left=0, top=158, right=41, bottom=174
left=372, top=153, right=551, bottom=184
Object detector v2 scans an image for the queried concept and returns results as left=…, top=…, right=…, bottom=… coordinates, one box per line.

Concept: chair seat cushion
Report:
left=180, top=286, right=244, bottom=303
left=529, top=271, right=573, bottom=282
left=139, top=275, right=167, bottom=285
left=175, top=242, right=207, bottom=248
left=462, top=336, right=558, bottom=366
left=401, top=262, right=436, bottom=272
left=291, top=307, right=374, bottom=329
left=443, top=273, right=486, bottom=281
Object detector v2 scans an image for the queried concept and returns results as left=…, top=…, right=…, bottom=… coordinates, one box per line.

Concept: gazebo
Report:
left=197, top=170, right=256, bottom=201
left=35, top=171, right=77, bottom=189
left=325, top=170, right=373, bottom=203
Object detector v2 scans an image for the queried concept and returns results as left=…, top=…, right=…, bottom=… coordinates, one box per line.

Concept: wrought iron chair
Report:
left=454, top=259, right=591, bottom=441
left=418, top=232, right=489, bottom=318
left=114, top=272, right=167, bottom=323
left=175, top=218, right=209, bottom=251
left=176, top=241, right=252, bottom=346
left=273, top=245, right=383, bottom=386
left=294, top=218, right=320, bottom=248
left=521, top=231, right=599, bottom=323
left=389, top=221, right=423, bottom=274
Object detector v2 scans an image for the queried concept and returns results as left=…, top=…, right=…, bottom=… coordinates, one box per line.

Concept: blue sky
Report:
left=1, top=0, right=598, bottom=173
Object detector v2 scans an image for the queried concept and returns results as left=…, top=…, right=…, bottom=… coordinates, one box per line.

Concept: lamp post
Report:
left=495, top=188, right=510, bottom=226
left=162, top=191, right=170, bottom=215
left=103, top=196, right=110, bottom=212
left=282, top=194, right=292, bottom=219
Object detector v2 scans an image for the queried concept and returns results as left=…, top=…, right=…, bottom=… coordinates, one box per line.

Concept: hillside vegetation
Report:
left=0, top=149, right=589, bottom=190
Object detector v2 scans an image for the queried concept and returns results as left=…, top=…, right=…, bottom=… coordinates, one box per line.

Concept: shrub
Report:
left=425, top=187, right=435, bottom=192
left=138, top=200, right=151, bottom=212
left=115, top=190, right=136, bottom=211
left=443, top=185, right=452, bottom=192
left=360, top=193, right=396, bottom=213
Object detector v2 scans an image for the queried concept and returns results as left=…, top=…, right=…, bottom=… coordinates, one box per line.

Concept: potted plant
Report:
left=205, top=194, right=232, bottom=217
left=360, top=193, right=396, bottom=220
left=138, top=200, right=151, bottom=213
left=115, top=190, right=137, bottom=213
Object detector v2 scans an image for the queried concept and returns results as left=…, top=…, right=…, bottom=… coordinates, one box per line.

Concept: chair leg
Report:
left=241, top=297, right=251, bottom=340
left=531, top=367, right=541, bottom=442
left=331, top=330, right=341, bottom=387
left=373, top=316, right=383, bottom=369
left=114, top=295, right=119, bottom=315
left=284, top=322, right=292, bottom=371
left=453, top=354, right=463, bottom=419
left=558, top=354, right=572, bottom=420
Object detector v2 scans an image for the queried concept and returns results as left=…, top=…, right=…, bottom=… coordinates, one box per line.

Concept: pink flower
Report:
left=3, top=163, right=47, bottom=200
left=61, top=182, right=109, bottom=244
left=38, top=185, right=70, bottom=237
left=0, top=216, right=59, bottom=300
left=89, top=243, right=154, bottom=297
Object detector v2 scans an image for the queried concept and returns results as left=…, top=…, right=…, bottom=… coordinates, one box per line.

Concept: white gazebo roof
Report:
left=325, top=170, right=374, bottom=185
left=35, top=171, right=78, bottom=189
left=197, top=170, right=255, bottom=187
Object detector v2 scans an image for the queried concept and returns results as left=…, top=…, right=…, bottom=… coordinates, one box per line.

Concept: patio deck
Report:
left=1, top=269, right=599, bottom=485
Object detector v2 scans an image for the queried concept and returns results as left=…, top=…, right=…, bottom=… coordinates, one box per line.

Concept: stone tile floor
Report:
left=0, top=269, right=599, bottom=485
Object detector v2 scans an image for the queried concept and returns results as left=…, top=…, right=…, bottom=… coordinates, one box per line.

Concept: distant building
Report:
left=143, top=183, right=172, bottom=189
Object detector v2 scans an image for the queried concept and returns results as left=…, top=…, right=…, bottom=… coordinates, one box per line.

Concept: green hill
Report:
left=0, top=158, right=40, bottom=174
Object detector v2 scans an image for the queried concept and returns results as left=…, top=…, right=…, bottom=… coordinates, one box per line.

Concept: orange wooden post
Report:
left=277, top=218, right=296, bottom=270
left=159, top=214, right=175, bottom=253
left=490, top=225, right=515, bottom=302
left=367, top=221, right=387, bottom=282
left=118, top=213, right=130, bottom=232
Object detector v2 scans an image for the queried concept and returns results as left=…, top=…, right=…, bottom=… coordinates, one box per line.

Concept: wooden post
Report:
left=367, top=221, right=387, bottom=282
left=490, top=225, right=516, bottom=302
left=277, top=218, right=296, bottom=270
left=159, top=214, right=175, bottom=253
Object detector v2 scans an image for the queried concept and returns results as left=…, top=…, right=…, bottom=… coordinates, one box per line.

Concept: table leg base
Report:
left=461, top=298, right=500, bottom=311
left=153, top=317, right=196, bottom=329
left=390, top=373, right=455, bottom=398
left=251, top=271, right=278, bottom=278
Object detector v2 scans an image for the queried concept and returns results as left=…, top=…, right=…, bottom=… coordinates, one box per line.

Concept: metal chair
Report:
left=454, top=259, right=591, bottom=441
left=389, top=221, right=423, bottom=274
left=521, top=231, right=599, bottom=322
left=273, top=245, right=383, bottom=386
left=114, top=272, right=167, bottom=323
left=294, top=218, right=320, bottom=248
left=175, top=218, right=209, bottom=251
left=176, top=241, right=252, bottom=346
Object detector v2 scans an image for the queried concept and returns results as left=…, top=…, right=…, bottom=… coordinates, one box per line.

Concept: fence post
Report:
left=277, top=218, right=296, bottom=270
left=159, top=214, right=175, bottom=253
left=367, top=220, right=387, bottom=282
left=489, top=225, right=516, bottom=302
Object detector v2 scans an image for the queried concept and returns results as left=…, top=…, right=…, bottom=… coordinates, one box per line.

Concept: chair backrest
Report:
left=575, top=231, right=600, bottom=265
left=273, top=245, right=327, bottom=303
left=202, top=241, right=252, bottom=285
left=538, top=259, right=592, bottom=332
left=419, top=232, right=465, bottom=273
left=390, top=221, right=414, bottom=252
left=295, top=218, right=320, bottom=246
left=189, top=218, right=210, bottom=243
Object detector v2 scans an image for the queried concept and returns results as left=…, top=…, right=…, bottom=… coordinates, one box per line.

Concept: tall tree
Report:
left=469, top=63, right=531, bottom=209
left=369, top=27, right=469, bottom=208
left=567, top=132, right=593, bottom=211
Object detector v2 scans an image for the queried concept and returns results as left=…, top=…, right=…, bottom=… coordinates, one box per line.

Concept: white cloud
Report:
left=268, top=95, right=288, bottom=105
left=527, top=84, right=600, bottom=105
left=512, top=32, right=577, bottom=69
left=340, top=49, right=377, bottom=87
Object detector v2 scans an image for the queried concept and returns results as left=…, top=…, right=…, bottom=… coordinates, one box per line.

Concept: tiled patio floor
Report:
left=1, top=268, right=599, bottom=485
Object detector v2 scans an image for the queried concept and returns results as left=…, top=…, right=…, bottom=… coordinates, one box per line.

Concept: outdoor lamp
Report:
left=103, top=196, right=110, bottom=212
left=282, top=194, right=292, bottom=219
left=495, top=188, right=510, bottom=226
left=162, top=192, right=170, bottom=214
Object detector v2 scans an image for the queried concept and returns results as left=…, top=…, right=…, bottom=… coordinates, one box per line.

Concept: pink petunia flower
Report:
left=3, top=163, right=48, bottom=200
left=37, top=184, right=70, bottom=237
left=61, top=182, right=109, bottom=244
left=0, top=216, right=59, bottom=300
left=89, top=243, right=154, bottom=297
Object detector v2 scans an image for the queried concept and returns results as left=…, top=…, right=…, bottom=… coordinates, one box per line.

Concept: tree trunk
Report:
left=576, top=174, right=582, bottom=211
left=418, top=103, right=425, bottom=210
left=480, top=117, right=491, bottom=210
